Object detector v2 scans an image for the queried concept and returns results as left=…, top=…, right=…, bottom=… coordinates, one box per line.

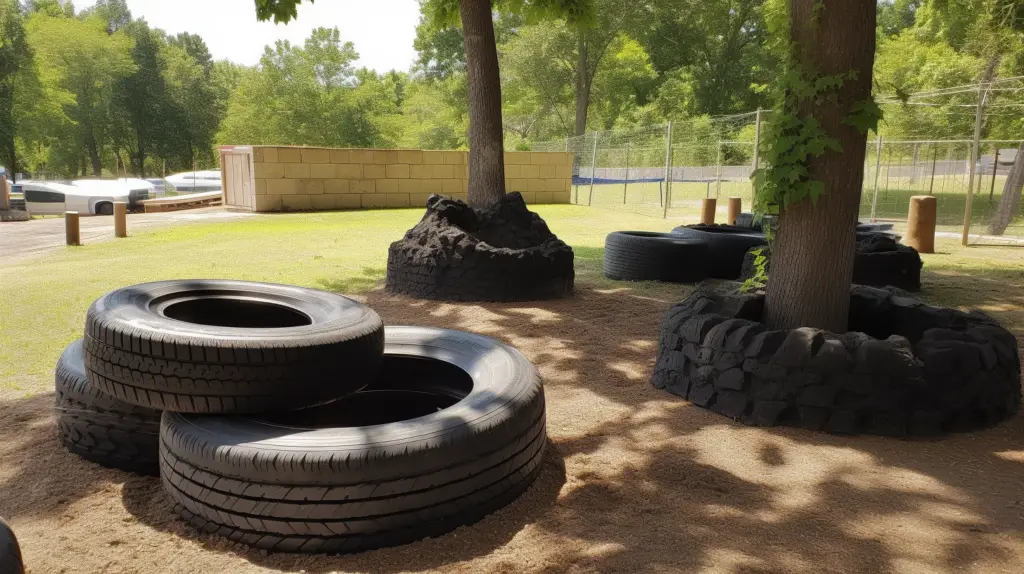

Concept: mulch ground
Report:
left=2, top=282, right=1023, bottom=573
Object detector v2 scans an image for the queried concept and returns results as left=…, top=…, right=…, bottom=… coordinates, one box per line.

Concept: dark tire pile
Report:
left=55, top=279, right=547, bottom=554
left=386, top=192, right=574, bottom=301
left=602, top=224, right=765, bottom=283
left=651, top=285, right=1021, bottom=437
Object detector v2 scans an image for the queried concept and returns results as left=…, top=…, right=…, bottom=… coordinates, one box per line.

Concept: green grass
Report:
left=1, top=205, right=1020, bottom=397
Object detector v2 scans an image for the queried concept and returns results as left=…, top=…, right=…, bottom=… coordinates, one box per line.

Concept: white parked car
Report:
left=72, top=178, right=156, bottom=208
left=165, top=170, right=223, bottom=193
left=22, top=181, right=130, bottom=216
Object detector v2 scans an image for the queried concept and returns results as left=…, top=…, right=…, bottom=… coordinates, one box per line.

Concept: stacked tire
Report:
left=602, top=225, right=766, bottom=283
left=56, top=280, right=546, bottom=554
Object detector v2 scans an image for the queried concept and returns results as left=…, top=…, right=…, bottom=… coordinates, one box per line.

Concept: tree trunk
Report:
left=987, top=142, right=1024, bottom=235
left=574, top=33, right=590, bottom=137
left=762, top=0, right=877, bottom=333
left=86, top=129, right=103, bottom=177
left=460, top=0, right=505, bottom=208
left=0, top=85, right=15, bottom=178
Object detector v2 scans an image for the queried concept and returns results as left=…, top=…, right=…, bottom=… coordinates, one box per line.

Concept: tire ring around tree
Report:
left=670, top=224, right=767, bottom=279
left=84, top=280, right=384, bottom=414
left=603, top=231, right=710, bottom=283
left=56, top=339, right=162, bottom=475
left=159, top=326, right=547, bottom=554
left=651, top=285, right=1021, bottom=437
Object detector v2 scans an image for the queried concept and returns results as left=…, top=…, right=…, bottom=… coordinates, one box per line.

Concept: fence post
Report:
left=928, top=145, right=938, bottom=195
left=588, top=133, right=599, bottom=206
left=662, top=121, right=674, bottom=218
left=988, top=148, right=1000, bottom=202
left=751, top=108, right=762, bottom=207
left=961, top=84, right=988, bottom=246
left=65, top=212, right=80, bottom=246
left=113, top=202, right=127, bottom=238
left=870, top=134, right=883, bottom=222
left=622, top=144, right=630, bottom=204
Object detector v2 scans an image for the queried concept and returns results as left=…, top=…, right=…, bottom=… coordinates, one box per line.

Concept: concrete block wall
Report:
left=247, top=146, right=574, bottom=212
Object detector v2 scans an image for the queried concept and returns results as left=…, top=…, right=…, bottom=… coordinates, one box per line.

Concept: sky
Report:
left=71, top=0, right=422, bottom=72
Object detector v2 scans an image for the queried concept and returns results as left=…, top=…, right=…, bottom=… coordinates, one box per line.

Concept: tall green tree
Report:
left=0, top=0, right=32, bottom=175
left=114, top=20, right=172, bottom=177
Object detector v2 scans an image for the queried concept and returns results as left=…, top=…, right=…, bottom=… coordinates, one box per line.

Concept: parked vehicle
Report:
left=72, top=178, right=155, bottom=208
left=165, top=170, right=222, bottom=193
left=22, top=181, right=130, bottom=216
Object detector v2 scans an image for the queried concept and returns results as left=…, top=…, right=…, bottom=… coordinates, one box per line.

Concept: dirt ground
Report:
left=2, top=282, right=1024, bottom=573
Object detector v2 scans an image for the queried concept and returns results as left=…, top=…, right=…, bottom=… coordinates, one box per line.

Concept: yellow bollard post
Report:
left=727, top=197, right=742, bottom=226
left=700, top=198, right=717, bottom=225
left=65, top=211, right=80, bottom=246
left=906, top=195, right=936, bottom=253
left=113, top=202, right=127, bottom=238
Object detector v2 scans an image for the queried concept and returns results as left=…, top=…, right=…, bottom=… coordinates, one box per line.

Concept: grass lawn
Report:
left=1, top=204, right=1021, bottom=395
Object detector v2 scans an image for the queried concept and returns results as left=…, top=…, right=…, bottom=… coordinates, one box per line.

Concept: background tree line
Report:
left=0, top=0, right=1020, bottom=178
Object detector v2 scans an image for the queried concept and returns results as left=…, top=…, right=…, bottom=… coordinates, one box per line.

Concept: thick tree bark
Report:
left=763, top=0, right=877, bottom=332
left=988, top=142, right=1024, bottom=235
left=460, top=0, right=505, bottom=208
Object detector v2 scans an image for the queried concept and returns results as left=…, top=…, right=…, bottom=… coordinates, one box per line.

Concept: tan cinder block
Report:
left=267, top=179, right=297, bottom=195
left=285, top=163, right=310, bottom=179
left=507, top=152, right=532, bottom=165
left=330, top=149, right=350, bottom=164
left=545, top=178, right=567, bottom=192
left=324, top=179, right=350, bottom=194
left=443, top=151, right=466, bottom=165
left=399, top=179, right=421, bottom=193
left=278, top=147, right=302, bottom=163
left=441, top=179, right=463, bottom=194
left=528, top=179, right=547, bottom=192
left=422, top=179, right=443, bottom=194
left=302, top=148, right=330, bottom=163
left=504, top=165, right=521, bottom=179
left=255, top=179, right=267, bottom=195
left=338, top=194, right=362, bottom=209
left=410, top=165, right=430, bottom=179
left=535, top=192, right=554, bottom=204
left=362, top=194, right=387, bottom=208
left=518, top=192, right=536, bottom=204
left=520, top=165, right=541, bottom=179
left=387, top=164, right=410, bottom=179
left=431, top=165, right=454, bottom=179
left=551, top=191, right=571, bottom=204
left=509, top=179, right=530, bottom=192
left=309, top=163, right=335, bottom=179
left=336, top=164, right=363, bottom=179
left=398, top=150, right=423, bottom=165
left=531, top=153, right=552, bottom=165
left=282, top=195, right=311, bottom=211
left=302, top=180, right=324, bottom=195
left=350, top=149, right=374, bottom=164
left=262, top=147, right=278, bottom=163
left=386, top=193, right=411, bottom=208
left=409, top=193, right=432, bottom=207
left=423, top=151, right=445, bottom=164
left=310, top=194, right=336, bottom=210
left=253, top=148, right=264, bottom=163
left=374, top=150, right=399, bottom=164
left=539, top=164, right=557, bottom=178
left=351, top=180, right=376, bottom=194
left=376, top=179, right=400, bottom=193
left=362, top=164, right=386, bottom=179
left=255, top=162, right=285, bottom=179
left=254, top=194, right=282, bottom=212
left=555, top=164, right=572, bottom=178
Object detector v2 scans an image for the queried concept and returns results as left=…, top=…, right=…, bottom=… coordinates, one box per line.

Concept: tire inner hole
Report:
left=257, top=355, right=474, bottom=428
left=161, top=296, right=312, bottom=328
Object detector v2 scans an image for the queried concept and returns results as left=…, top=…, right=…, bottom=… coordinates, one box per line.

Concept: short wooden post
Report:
left=65, top=211, right=80, bottom=246
left=700, top=198, right=717, bottom=225
left=906, top=195, right=936, bottom=254
left=113, top=202, right=127, bottom=238
left=727, top=197, right=742, bottom=225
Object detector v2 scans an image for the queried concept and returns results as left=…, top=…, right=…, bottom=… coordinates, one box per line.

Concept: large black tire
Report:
left=603, top=231, right=709, bottom=283
left=84, top=280, right=384, bottom=413
left=160, top=326, right=546, bottom=554
left=670, top=224, right=767, bottom=279
left=0, top=518, right=23, bottom=574
left=56, top=339, right=161, bottom=475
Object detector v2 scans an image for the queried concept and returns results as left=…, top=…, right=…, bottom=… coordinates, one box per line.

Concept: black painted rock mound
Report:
left=652, top=285, right=1021, bottom=437
left=386, top=192, right=575, bottom=301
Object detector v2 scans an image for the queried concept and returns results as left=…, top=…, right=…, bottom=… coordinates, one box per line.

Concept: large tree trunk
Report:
left=988, top=142, right=1024, bottom=235
left=574, top=33, right=590, bottom=137
left=460, top=0, right=505, bottom=208
left=762, top=0, right=877, bottom=332
left=86, top=129, right=103, bottom=177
